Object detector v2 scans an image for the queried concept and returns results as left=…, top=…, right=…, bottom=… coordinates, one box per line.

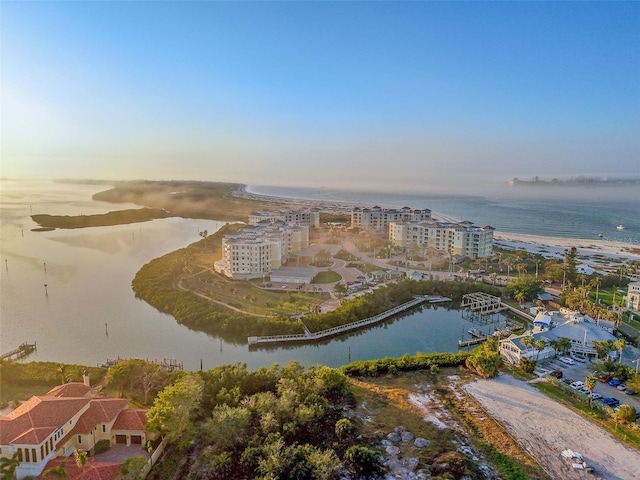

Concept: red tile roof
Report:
left=0, top=396, right=90, bottom=445
left=34, top=457, right=122, bottom=480
left=72, top=399, right=130, bottom=434
left=46, top=383, right=92, bottom=398
left=113, top=409, right=147, bottom=431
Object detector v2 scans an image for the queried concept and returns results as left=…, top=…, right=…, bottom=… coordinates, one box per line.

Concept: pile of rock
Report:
left=380, top=425, right=431, bottom=480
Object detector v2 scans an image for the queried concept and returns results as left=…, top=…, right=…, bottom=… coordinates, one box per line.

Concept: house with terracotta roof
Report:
left=0, top=376, right=150, bottom=480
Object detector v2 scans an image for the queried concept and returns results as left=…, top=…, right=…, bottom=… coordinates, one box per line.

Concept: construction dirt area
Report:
left=464, top=374, right=640, bottom=480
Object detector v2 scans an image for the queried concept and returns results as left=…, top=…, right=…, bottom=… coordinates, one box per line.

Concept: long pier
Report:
left=1, top=342, right=37, bottom=360
left=248, top=295, right=451, bottom=347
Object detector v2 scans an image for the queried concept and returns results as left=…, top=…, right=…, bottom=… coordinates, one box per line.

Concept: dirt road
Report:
left=464, top=374, right=640, bottom=480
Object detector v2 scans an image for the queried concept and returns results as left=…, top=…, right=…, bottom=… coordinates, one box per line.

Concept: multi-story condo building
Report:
left=214, top=222, right=309, bottom=279
left=626, top=282, right=640, bottom=311
left=389, top=220, right=494, bottom=259
left=248, top=208, right=320, bottom=227
left=351, top=206, right=432, bottom=232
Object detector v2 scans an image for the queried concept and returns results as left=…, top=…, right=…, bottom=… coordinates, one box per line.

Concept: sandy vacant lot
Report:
left=464, top=375, right=640, bottom=480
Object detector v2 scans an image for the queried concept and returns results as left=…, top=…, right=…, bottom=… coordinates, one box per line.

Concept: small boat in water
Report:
left=598, top=232, right=604, bottom=238
left=617, top=225, right=625, bottom=231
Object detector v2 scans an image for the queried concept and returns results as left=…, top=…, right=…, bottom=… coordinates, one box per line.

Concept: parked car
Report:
left=616, top=384, right=628, bottom=391
left=624, top=389, right=637, bottom=396
left=570, top=381, right=584, bottom=389
left=578, top=387, right=590, bottom=395
left=571, top=354, right=587, bottom=363
left=549, top=370, right=563, bottom=379
left=591, top=393, right=603, bottom=400
left=608, top=378, right=622, bottom=387
left=601, top=397, right=620, bottom=408
left=562, top=378, right=575, bottom=385
left=559, top=357, right=575, bottom=365
left=599, top=375, right=612, bottom=383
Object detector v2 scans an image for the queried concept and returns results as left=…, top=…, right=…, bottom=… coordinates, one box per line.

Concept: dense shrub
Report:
left=340, top=352, right=469, bottom=377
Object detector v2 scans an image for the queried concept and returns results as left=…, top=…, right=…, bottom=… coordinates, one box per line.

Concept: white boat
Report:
left=617, top=225, right=625, bottom=231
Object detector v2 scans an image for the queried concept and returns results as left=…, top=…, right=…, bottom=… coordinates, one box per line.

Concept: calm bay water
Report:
left=0, top=180, right=509, bottom=371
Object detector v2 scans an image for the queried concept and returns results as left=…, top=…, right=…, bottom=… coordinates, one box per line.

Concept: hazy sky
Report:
left=2, top=1, right=639, bottom=193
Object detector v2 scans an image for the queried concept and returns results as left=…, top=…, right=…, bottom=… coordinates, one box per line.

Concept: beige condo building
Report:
left=351, top=206, right=432, bottom=232
left=389, top=220, right=494, bottom=259
left=214, top=222, right=309, bottom=279
left=248, top=208, right=320, bottom=227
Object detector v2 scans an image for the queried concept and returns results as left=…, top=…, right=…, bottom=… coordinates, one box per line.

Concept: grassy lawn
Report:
left=181, top=269, right=328, bottom=316
left=311, top=270, right=342, bottom=284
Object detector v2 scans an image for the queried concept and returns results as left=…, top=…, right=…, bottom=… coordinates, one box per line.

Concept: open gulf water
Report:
left=248, top=183, right=640, bottom=244
left=0, top=179, right=636, bottom=370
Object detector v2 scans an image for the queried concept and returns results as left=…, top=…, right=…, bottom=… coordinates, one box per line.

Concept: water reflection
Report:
left=1, top=180, right=518, bottom=371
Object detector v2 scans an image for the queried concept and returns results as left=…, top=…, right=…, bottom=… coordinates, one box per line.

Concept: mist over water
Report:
left=0, top=179, right=518, bottom=370
left=248, top=183, right=640, bottom=244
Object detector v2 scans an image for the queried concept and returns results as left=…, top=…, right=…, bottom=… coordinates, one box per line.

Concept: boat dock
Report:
left=461, top=292, right=508, bottom=314
left=1, top=342, right=37, bottom=360
left=248, top=295, right=451, bottom=347
left=100, top=357, right=184, bottom=371
left=458, top=336, right=488, bottom=347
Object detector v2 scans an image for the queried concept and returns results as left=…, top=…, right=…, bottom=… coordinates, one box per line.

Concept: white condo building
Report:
left=389, top=220, right=494, bottom=259
left=248, top=208, right=320, bottom=227
left=351, top=206, right=432, bottom=232
left=214, top=222, right=309, bottom=279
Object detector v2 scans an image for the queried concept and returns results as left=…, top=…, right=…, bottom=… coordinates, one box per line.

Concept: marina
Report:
left=248, top=295, right=452, bottom=347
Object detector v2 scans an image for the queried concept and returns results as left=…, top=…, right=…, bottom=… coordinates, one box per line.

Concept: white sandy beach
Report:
left=494, top=231, right=640, bottom=262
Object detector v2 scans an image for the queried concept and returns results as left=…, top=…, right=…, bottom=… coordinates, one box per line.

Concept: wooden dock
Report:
left=461, top=292, right=507, bottom=314
left=248, top=295, right=451, bottom=347
left=1, top=342, right=37, bottom=360
left=100, top=357, right=184, bottom=372
left=458, top=336, right=488, bottom=347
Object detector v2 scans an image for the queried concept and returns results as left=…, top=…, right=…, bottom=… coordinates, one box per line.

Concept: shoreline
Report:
left=234, top=184, right=640, bottom=260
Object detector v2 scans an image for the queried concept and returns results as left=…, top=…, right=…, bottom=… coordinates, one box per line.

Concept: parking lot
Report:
left=537, top=356, right=640, bottom=410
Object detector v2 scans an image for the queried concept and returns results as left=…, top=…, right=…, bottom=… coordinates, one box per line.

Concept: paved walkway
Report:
left=93, top=444, right=150, bottom=463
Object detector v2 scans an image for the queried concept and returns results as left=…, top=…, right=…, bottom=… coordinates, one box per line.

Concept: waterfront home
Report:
left=499, top=311, right=618, bottom=364
left=499, top=332, right=556, bottom=364
left=0, top=375, right=150, bottom=480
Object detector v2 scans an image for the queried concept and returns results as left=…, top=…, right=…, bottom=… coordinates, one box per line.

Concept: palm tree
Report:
left=43, top=461, right=68, bottom=478
left=57, top=364, right=67, bottom=385
left=534, top=339, right=547, bottom=361
left=514, top=291, right=525, bottom=306
left=74, top=450, right=88, bottom=480
left=554, top=337, right=571, bottom=356
left=199, top=229, right=208, bottom=249
left=0, top=452, right=20, bottom=480
left=613, top=338, right=626, bottom=363
left=520, top=335, right=534, bottom=357
left=584, top=375, right=598, bottom=408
